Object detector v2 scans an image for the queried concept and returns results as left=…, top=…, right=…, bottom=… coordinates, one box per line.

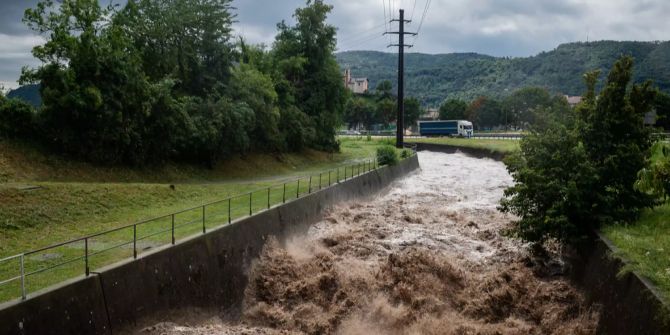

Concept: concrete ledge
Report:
left=0, top=156, right=419, bottom=335
left=410, top=142, right=507, bottom=161
left=569, top=233, right=670, bottom=335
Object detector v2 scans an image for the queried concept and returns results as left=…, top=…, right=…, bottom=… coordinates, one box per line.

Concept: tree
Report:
left=655, top=91, right=670, bottom=130
left=376, top=80, right=393, bottom=100
left=272, top=0, right=346, bottom=151
left=502, top=87, right=553, bottom=129
left=404, top=97, right=422, bottom=129
left=22, top=0, right=157, bottom=164
left=344, top=97, right=376, bottom=129
left=229, top=64, right=282, bottom=151
left=467, top=97, right=502, bottom=129
left=377, top=98, right=396, bottom=125
left=580, top=57, right=656, bottom=224
left=0, top=96, right=36, bottom=138
left=118, top=0, right=235, bottom=97
left=439, top=99, right=468, bottom=120
left=500, top=56, right=657, bottom=246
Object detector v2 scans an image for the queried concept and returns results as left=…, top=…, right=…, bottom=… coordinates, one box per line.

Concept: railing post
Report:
left=328, top=171, right=331, bottom=186
left=249, top=193, right=253, bottom=216
left=228, top=198, right=232, bottom=224
left=20, top=254, right=26, bottom=300
left=133, top=224, right=137, bottom=259
left=85, top=238, right=90, bottom=277
left=267, top=188, right=271, bottom=209
left=319, top=173, right=322, bottom=190
left=283, top=183, right=286, bottom=203
left=171, top=214, right=175, bottom=245
left=297, top=180, right=300, bottom=198
left=202, top=206, right=206, bottom=234
left=309, top=176, right=312, bottom=193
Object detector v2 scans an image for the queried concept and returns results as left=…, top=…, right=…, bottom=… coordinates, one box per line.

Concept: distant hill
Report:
left=336, top=41, right=670, bottom=107
left=6, top=84, right=41, bottom=108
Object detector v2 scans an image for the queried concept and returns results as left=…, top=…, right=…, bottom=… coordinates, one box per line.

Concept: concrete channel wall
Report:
left=412, top=142, right=670, bottom=335
left=0, top=155, right=420, bottom=335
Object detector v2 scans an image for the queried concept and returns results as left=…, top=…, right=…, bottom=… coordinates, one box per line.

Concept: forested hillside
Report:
left=336, top=41, right=670, bottom=106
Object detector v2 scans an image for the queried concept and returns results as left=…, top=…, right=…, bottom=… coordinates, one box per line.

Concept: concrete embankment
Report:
left=0, top=155, right=419, bottom=335
left=411, top=142, right=670, bottom=335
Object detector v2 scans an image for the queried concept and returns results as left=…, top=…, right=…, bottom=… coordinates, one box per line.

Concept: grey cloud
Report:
left=1, top=0, right=670, bottom=86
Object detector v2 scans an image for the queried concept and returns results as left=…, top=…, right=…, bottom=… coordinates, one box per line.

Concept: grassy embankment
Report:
left=0, top=137, right=394, bottom=301
left=409, top=137, right=520, bottom=155
left=603, top=143, right=670, bottom=301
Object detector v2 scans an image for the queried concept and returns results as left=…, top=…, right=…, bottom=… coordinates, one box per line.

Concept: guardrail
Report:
left=0, top=154, right=415, bottom=303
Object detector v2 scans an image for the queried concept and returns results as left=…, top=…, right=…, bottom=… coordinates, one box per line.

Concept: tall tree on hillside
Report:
left=273, top=0, right=346, bottom=151
left=118, top=0, right=236, bottom=97
left=21, top=0, right=157, bottom=164
left=439, top=99, right=468, bottom=120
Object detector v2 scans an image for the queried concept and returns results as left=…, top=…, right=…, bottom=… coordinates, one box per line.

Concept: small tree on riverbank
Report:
left=500, top=57, right=657, bottom=246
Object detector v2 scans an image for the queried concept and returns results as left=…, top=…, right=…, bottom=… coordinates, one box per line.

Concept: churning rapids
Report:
left=138, top=151, right=599, bottom=335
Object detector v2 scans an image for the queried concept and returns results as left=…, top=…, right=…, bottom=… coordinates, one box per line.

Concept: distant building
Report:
left=565, top=95, right=583, bottom=107
left=343, top=69, right=369, bottom=94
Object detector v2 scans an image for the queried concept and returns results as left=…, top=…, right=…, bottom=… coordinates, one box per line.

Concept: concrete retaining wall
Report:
left=0, top=155, right=419, bottom=335
left=569, top=234, right=670, bottom=335
left=413, top=142, right=670, bottom=334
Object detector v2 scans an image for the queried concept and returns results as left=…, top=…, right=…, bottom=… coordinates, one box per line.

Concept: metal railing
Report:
left=0, top=154, right=414, bottom=303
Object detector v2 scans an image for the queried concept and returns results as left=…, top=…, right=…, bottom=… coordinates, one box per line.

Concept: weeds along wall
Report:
left=0, top=155, right=420, bottom=335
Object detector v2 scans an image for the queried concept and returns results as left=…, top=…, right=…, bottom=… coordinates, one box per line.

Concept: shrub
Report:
left=636, top=142, right=670, bottom=200
left=377, top=145, right=399, bottom=166
left=400, top=149, right=412, bottom=159
left=500, top=57, right=657, bottom=246
left=0, top=98, right=36, bottom=139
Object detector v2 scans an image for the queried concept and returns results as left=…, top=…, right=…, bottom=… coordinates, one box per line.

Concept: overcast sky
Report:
left=1, top=0, right=669, bottom=89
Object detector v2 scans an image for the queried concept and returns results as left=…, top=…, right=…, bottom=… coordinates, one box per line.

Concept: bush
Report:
left=400, top=149, right=412, bottom=159
left=377, top=145, right=399, bottom=166
left=0, top=98, right=36, bottom=139
left=500, top=57, right=657, bottom=246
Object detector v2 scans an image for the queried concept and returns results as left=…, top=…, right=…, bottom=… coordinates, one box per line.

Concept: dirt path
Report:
left=139, top=151, right=599, bottom=335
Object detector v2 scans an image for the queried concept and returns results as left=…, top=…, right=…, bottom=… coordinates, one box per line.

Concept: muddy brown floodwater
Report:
left=140, top=151, right=600, bottom=335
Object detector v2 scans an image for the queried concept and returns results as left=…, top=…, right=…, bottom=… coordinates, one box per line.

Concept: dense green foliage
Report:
left=1, top=0, right=346, bottom=166
left=337, top=41, right=670, bottom=107
left=0, top=95, right=35, bottom=138
left=500, top=57, right=657, bottom=245
left=342, top=91, right=423, bottom=130
left=439, top=99, right=467, bottom=120
left=636, top=142, right=670, bottom=200
left=436, top=87, right=570, bottom=130
left=376, top=145, right=399, bottom=166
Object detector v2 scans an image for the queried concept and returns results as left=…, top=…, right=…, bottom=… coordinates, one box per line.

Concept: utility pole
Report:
left=386, top=9, right=416, bottom=148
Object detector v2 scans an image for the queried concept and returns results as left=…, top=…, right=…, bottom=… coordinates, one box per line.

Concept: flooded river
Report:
left=139, top=151, right=599, bottom=335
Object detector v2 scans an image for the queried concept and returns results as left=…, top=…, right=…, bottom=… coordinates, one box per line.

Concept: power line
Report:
left=415, top=0, right=432, bottom=36
left=409, top=0, right=418, bottom=21
left=338, top=22, right=387, bottom=44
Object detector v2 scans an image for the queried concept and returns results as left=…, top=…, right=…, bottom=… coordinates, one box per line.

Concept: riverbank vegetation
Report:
left=500, top=56, right=662, bottom=246
left=0, top=0, right=346, bottom=166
